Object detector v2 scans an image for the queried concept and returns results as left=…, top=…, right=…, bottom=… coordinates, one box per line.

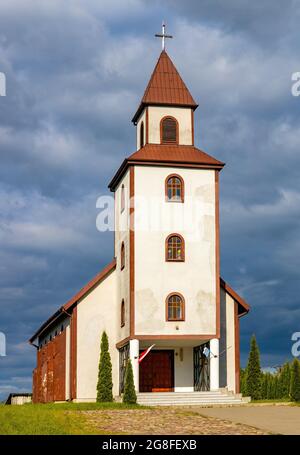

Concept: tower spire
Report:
left=155, top=21, right=173, bottom=51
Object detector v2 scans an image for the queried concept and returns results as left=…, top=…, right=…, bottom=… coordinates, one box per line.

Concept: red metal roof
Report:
left=220, top=278, right=250, bottom=316
left=29, top=259, right=249, bottom=344
left=128, top=144, right=223, bottom=166
left=29, top=259, right=116, bottom=343
left=63, top=259, right=116, bottom=311
left=132, top=51, right=198, bottom=122
left=109, top=144, right=224, bottom=190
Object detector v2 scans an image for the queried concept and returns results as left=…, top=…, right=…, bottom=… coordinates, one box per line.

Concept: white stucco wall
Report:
left=134, top=166, right=217, bottom=336
left=174, top=347, right=194, bottom=392
left=225, top=290, right=236, bottom=392
left=136, top=109, right=146, bottom=149
left=114, top=169, right=131, bottom=340
left=148, top=106, right=193, bottom=145
left=76, top=268, right=118, bottom=400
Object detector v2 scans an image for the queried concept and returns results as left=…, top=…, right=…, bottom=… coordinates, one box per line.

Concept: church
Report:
left=30, top=35, right=250, bottom=405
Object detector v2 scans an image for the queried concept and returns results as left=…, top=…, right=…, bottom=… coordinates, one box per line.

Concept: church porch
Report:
left=119, top=338, right=220, bottom=395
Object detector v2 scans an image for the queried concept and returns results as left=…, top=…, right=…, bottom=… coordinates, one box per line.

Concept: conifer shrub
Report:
left=96, top=331, right=113, bottom=402
left=244, top=334, right=261, bottom=400
left=290, top=358, right=300, bottom=402
left=123, top=359, right=137, bottom=404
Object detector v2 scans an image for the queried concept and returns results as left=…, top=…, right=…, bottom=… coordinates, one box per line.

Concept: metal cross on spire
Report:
left=155, top=21, right=173, bottom=51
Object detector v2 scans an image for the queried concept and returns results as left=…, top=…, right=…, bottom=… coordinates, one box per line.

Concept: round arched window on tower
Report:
left=166, top=234, right=185, bottom=261
left=165, top=174, right=184, bottom=202
left=166, top=293, right=185, bottom=321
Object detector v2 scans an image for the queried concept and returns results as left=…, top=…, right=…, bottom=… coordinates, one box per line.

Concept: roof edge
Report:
left=109, top=160, right=224, bottom=192
left=132, top=101, right=198, bottom=124
left=29, top=259, right=116, bottom=344
left=220, top=277, right=250, bottom=316
left=64, top=258, right=116, bottom=312
left=108, top=146, right=225, bottom=191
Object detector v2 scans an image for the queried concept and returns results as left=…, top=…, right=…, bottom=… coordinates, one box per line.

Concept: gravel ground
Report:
left=82, top=407, right=268, bottom=435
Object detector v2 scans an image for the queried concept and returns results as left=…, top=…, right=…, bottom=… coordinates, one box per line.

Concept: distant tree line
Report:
left=241, top=335, right=300, bottom=402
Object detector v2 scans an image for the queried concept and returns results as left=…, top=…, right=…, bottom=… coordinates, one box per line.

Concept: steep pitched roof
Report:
left=108, top=144, right=224, bottom=191
left=220, top=278, right=250, bottom=316
left=132, top=51, right=198, bottom=123
left=29, top=259, right=116, bottom=343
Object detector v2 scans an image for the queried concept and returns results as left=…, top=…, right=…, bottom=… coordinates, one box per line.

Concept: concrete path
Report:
left=196, top=405, right=300, bottom=435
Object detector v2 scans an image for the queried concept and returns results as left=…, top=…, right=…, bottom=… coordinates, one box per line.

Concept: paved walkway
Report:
left=197, top=405, right=300, bottom=435
left=82, top=408, right=266, bottom=435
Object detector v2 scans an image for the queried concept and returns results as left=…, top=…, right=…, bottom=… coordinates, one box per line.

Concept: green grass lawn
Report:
left=251, top=398, right=292, bottom=403
left=0, top=402, right=141, bottom=435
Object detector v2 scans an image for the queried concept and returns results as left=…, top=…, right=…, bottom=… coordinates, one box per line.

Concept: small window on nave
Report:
left=121, top=242, right=125, bottom=270
left=121, top=184, right=125, bottom=213
left=121, top=300, right=125, bottom=327
left=140, top=121, right=144, bottom=148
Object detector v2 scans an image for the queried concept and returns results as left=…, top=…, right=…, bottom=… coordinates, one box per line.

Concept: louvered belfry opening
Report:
left=162, top=117, right=177, bottom=143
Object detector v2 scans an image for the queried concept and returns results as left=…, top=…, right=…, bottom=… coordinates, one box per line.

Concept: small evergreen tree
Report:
left=245, top=334, right=262, bottom=400
left=123, top=359, right=137, bottom=404
left=266, top=373, right=273, bottom=399
left=261, top=373, right=268, bottom=399
left=279, top=362, right=291, bottom=399
left=240, top=368, right=247, bottom=395
left=270, top=375, right=277, bottom=399
left=273, top=375, right=279, bottom=399
left=96, top=331, right=113, bottom=402
left=290, top=358, right=300, bottom=402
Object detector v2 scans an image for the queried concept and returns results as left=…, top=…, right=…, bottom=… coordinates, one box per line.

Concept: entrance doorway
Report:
left=139, top=350, right=174, bottom=392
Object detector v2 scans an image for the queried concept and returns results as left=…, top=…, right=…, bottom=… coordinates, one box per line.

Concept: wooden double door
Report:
left=139, top=350, right=174, bottom=392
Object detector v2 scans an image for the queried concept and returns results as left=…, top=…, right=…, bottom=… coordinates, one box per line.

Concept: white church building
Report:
left=30, top=46, right=249, bottom=405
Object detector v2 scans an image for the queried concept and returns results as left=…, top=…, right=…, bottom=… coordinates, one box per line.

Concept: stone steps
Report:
left=137, top=391, right=250, bottom=406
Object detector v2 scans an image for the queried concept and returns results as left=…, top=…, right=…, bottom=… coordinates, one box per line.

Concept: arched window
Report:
left=140, top=121, right=144, bottom=148
left=121, top=300, right=125, bottom=327
left=166, top=234, right=185, bottom=261
left=165, top=174, right=184, bottom=202
left=166, top=293, right=185, bottom=321
left=161, top=116, right=178, bottom=143
left=121, top=242, right=125, bottom=270
left=121, top=184, right=125, bottom=213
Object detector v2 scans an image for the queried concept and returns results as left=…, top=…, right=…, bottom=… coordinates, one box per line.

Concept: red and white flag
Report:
left=138, top=344, right=155, bottom=364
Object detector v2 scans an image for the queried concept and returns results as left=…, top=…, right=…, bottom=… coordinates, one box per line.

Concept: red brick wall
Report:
left=32, top=330, right=66, bottom=403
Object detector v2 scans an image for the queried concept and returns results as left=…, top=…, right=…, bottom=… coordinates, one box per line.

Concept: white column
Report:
left=65, top=324, right=71, bottom=401
left=129, top=339, right=139, bottom=393
left=210, top=338, right=219, bottom=390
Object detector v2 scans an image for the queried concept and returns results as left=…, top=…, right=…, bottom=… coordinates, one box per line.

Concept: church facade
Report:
left=30, top=50, right=249, bottom=403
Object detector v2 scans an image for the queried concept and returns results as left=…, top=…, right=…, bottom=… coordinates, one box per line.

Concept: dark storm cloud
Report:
left=157, top=0, right=300, bottom=45
left=0, top=1, right=300, bottom=399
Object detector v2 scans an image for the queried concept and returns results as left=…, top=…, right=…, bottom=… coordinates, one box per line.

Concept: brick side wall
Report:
left=32, top=330, right=66, bottom=403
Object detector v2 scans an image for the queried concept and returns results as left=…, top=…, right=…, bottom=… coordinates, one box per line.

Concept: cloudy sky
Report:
left=0, top=0, right=300, bottom=400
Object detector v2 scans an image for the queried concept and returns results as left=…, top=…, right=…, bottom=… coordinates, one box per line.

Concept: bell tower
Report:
left=132, top=50, right=198, bottom=149
left=109, top=33, right=225, bottom=393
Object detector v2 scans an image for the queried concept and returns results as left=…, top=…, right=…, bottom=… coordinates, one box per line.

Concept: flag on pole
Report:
left=138, top=344, right=155, bottom=364
left=203, top=346, right=211, bottom=358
